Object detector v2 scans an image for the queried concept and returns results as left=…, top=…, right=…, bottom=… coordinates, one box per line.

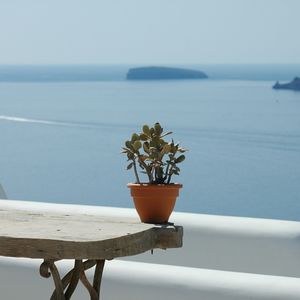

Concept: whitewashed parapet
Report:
left=1, top=257, right=300, bottom=300
left=135, top=211, right=300, bottom=278
left=1, top=199, right=300, bottom=277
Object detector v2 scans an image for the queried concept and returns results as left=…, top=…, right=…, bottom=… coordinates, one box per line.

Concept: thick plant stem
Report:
left=133, top=160, right=141, bottom=184
left=164, top=164, right=170, bottom=182
left=138, top=156, right=153, bottom=182
left=167, top=166, right=173, bottom=184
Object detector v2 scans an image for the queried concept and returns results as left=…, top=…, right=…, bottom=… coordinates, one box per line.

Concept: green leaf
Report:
left=140, top=133, right=148, bottom=141
left=131, top=133, right=139, bottom=142
left=162, top=144, right=171, bottom=154
left=161, top=131, right=173, bottom=138
left=142, top=125, right=150, bottom=135
left=127, top=152, right=134, bottom=160
left=127, top=162, right=134, bottom=170
left=149, top=141, right=155, bottom=148
left=154, top=122, right=162, bottom=135
left=175, top=155, right=185, bottom=163
left=152, top=136, right=160, bottom=145
left=125, top=141, right=132, bottom=149
left=133, top=140, right=142, bottom=150
left=143, top=142, right=150, bottom=154
left=170, top=145, right=176, bottom=154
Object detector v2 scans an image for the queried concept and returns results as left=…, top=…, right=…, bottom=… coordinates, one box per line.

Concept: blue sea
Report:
left=0, top=64, right=299, bottom=221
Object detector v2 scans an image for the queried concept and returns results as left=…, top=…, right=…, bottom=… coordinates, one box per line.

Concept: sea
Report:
left=0, top=64, right=299, bottom=221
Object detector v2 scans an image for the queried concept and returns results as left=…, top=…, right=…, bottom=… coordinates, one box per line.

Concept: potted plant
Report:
left=122, top=122, right=187, bottom=224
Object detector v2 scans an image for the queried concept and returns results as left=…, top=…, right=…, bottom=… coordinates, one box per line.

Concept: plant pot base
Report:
left=128, top=183, right=182, bottom=224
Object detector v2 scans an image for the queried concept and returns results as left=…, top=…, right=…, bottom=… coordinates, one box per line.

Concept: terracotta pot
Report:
left=127, top=183, right=183, bottom=224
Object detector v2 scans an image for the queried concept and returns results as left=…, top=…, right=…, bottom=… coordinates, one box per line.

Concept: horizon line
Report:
left=1, top=63, right=300, bottom=66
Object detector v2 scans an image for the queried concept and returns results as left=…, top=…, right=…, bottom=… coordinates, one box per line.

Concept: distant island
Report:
left=126, top=66, right=208, bottom=80
left=273, top=77, right=300, bottom=91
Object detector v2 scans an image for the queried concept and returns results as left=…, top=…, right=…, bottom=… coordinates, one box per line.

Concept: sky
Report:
left=0, top=0, right=300, bottom=65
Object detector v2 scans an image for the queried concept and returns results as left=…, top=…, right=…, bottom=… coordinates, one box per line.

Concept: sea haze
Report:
left=0, top=65, right=299, bottom=221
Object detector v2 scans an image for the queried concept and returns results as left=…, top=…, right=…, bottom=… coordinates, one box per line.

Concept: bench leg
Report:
left=40, top=259, right=105, bottom=300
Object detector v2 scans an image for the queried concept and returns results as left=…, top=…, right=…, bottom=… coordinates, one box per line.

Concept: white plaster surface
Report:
left=1, top=199, right=300, bottom=299
left=1, top=199, right=300, bottom=277
left=1, top=257, right=300, bottom=300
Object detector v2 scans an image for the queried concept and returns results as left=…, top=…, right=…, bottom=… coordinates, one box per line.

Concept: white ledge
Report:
left=1, top=199, right=300, bottom=277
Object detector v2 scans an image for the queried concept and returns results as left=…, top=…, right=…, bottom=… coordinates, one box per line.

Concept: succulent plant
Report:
left=122, top=122, right=187, bottom=184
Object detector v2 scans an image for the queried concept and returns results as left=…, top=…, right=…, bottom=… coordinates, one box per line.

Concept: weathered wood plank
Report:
left=0, top=206, right=182, bottom=259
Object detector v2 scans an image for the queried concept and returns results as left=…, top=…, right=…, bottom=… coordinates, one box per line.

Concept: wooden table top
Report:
left=0, top=202, right=182, bottom=260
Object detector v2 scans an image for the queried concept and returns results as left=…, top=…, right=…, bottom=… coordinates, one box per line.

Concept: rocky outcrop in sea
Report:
left=126, top=66, right=208, bottom=80
left=273, top=77, right=300, bottom=91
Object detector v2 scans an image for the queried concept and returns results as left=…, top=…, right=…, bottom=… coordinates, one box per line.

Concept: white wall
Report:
left=1, top=257, right=300, bottom=300
left=1, top=199, right=300, bottom=300
left=1, top=199, right=300, bottom=277
left=127, top=212, right=300, bottom=277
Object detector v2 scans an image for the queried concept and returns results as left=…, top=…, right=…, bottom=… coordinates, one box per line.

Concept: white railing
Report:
left=1, top=196, right=300, bottom=299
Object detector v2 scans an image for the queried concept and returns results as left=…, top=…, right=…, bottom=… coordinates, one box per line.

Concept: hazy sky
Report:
left=1, top=0, right=299, bottom=64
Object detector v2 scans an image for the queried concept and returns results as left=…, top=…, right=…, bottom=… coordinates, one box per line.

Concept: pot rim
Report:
left=127, top=183, right=183, bottom=188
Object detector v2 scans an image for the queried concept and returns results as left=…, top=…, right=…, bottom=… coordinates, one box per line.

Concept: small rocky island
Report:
left=273, top=77, right=300, bottom=91
left=126, top=66, right=208, bottom=80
